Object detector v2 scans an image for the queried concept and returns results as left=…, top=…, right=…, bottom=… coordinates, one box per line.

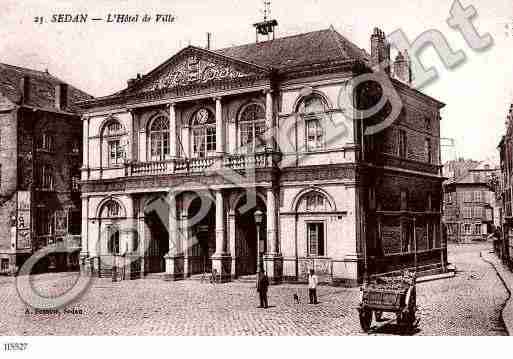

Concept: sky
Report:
left=1, top=0, right=512, bottom=163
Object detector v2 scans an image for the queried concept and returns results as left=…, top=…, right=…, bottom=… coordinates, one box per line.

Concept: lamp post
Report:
left=254, top=210, right=263, bottom=272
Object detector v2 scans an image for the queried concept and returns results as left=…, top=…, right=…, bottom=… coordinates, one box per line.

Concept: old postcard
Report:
left=0, top=0, right=511, bottom=357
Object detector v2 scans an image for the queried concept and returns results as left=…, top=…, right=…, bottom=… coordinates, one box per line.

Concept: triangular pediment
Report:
left=134, top=46, right=270, bottom=93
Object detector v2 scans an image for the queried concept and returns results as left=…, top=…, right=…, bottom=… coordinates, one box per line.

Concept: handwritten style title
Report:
left=34, top=13, right=176, bottom=25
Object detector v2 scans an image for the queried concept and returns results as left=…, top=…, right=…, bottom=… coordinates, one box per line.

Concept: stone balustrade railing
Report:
left=125, top=151, right=279, bottom=177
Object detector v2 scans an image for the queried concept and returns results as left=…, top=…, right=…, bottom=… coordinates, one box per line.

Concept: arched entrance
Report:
left=235, top=195, right=267, bottom=276
left=144, top=196, right=170, bottom=274
left=187, top=194, right=216, bottom=275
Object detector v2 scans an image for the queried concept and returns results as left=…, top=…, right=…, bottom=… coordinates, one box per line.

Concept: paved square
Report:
left=0, top=244, right=508, bottom=336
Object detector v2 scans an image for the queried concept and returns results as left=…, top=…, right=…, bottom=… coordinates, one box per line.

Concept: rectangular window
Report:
left=36, top=207, right=53, bottom=235
left=108, top=140, right=124, bottom=166
left=463, top=207, right=472, bottom=218
left=474, top=191, right=481, bottom=203
left=71, top=176, right=80, bottom=192
left=38, top=133, right=55, bottom=152
left=206, top=127, right=216, bottom=154
left=68, top=210, right=81, bottom=235
left=473, top=224, right=481, bottom=235
left=307, top=222, right=325, bottom=256
left=39, top=165, right=53, bottom=190
left=0, top=258, right=8, bottom=272
left=464, top=192, right=472, bottom=202
left=240, top=122, right=253, bottom=151
left=306, top=119, right=324, bottom=151
left=398, top=129, right=407, bottom=158
left=425, top=138, right=432, bottom=164
left=192, top=128, right=205, bottom=158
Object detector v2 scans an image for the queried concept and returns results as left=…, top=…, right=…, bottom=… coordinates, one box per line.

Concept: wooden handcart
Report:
left=357, top=270, right=417, bottom=332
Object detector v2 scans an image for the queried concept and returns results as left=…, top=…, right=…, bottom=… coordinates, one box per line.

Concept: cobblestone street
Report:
left=0, top=243, right=508, bottom=336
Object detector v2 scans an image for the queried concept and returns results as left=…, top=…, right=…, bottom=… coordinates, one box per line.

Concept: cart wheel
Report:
left=359, top=309, right=372, bottom=332
left=374, top=310, right=383, bottom=321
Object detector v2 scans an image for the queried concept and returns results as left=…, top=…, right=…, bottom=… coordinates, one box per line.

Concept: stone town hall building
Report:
left=78, top=24, right=447, bottom=285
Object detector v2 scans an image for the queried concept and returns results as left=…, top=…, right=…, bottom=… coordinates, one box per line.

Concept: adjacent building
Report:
left=78, top=22, right=447, bottom=285
left=443, top=160, right=500, bottom=243
left=498, top=104, right=513, bottom=266
left=0, top=63, right=92, bottom=274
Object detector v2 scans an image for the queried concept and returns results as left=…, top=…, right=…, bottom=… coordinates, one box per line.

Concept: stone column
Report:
left=215, top=97, right=225, bottom=154
left=165, top=195, right=184, bottom=281
left=181, top=208, right=190, bottom=278
left=82, top=116, right=89, bottom=179
left=228, top=209, right=237, bottom=279
left=211, top=190, right=231, bottom=282
left=265, top=90, right=275, bottom=150
left=126, top=110, right=134, bottom=161
left=138, top=197, right=146, bottom=278
left=169, top=103, right=177, bottom=158
left=80, top=196, right=89, bottom=273
left=182, top=125, right=190, bottom=158
left=266, top=188, right=278, bottom=254
left=263, top=187, right=283, bottom=284
left=122, top=195, right=136, bottom=280
left=139, top=130, right=147, bottom=162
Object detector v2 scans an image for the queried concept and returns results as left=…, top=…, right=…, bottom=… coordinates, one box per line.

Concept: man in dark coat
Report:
left=256, top=266, right=269, bottom=308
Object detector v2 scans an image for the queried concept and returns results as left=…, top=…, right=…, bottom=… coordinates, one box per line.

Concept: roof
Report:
left=444, top=159, right=499, bottom=186
left=214, top=28, right=369, bottom=71
left=0, top=63, right=93, bottom=112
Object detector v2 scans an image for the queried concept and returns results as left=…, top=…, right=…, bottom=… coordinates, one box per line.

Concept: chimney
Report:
left=19, top=75, right=30, bottom=104
left=206, top=32, right=212, bottom=50
left=127, top=78, right=136, bottom=88
left=55, top=83, right=68, bottom=110
left=393, top=51, right=412, bottom=85
left=370, top=27, right=390, bottom=74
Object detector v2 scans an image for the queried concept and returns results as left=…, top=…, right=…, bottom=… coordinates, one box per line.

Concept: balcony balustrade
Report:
left=125, top=151, right=280, bottom=177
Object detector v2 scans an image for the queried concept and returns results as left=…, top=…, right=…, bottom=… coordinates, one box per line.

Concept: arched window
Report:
left=100, top=200, right=124, bottom=219
left=298, top=191, right=332, bottom=212
left=191, top=108, right=216, bottom=158
left=148, top=115, right=170, bottom=161
left=102, top=119, right=125, bottom=167
left=239, top=103, right=266, bottom=153
left=297, top=95, right=328, bottom=152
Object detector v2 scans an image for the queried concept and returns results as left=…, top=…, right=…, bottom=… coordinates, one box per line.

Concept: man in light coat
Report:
left=308, top=269, right=319, bottom=304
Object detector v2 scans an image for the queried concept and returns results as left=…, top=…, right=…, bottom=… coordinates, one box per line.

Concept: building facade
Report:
left=78, top=25, right=447, bottom=285
left=443, top=160, right=500, bottom=243
left=498, top=105, right=513, bottom=267
left=0, top=63, right=91, bottom=274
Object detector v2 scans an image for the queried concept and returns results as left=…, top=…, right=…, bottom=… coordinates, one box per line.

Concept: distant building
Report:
left=0, top=63, right=92, bottom=274
left=443, top=160, right=500, bottom=243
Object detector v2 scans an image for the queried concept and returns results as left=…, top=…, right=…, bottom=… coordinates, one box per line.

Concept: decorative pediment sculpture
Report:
left=139, top=48, right=261, bottom=92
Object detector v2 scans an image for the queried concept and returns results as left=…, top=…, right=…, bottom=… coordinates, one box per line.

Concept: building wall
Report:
left=15, top=108, right=82, bottom=270
left=0, top=103, right=18, bottom=272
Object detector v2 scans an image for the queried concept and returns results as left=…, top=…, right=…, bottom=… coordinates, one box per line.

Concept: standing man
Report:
left=308, top=269, right=319, bottom=304
left=256, top=265, right=269, bottom=309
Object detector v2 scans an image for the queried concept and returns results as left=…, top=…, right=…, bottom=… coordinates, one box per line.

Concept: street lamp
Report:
left=254, top=210, right=263, bottom=272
